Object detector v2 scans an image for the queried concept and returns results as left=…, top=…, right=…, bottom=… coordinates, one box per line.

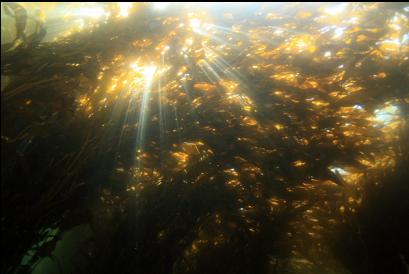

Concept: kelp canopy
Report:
left=1, top=2, right=409, bottom=274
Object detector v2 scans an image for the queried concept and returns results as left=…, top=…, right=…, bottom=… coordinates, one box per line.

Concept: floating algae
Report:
left=1, top=3, right=409, bottom=274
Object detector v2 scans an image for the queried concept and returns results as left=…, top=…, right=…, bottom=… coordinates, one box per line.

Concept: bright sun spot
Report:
left=153, top=3, right=170, bottom=10
left=330, top=166, right=348, bottom=176
left=324, top=3, right=348, bottom=16
left=129, top=64, right=157, bottom=83
left=190, top=19, right=201, bottom=30
left=118, top=2, right=132, bottom=18
left=79, top=7, right=107, bottom=19
left=374, top=105, right=399, bottom=125
left=333, top=27, right=345, bottom=39
left=143, top=66, right=157, bottom=79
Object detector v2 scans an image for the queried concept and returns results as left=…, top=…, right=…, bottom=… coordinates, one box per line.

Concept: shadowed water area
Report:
left=1, top=2, right=409, bottom=274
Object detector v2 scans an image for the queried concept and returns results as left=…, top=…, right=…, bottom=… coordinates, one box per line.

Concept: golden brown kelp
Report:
left=1, top=2, right=409, bottom=274
left=326, top=124, right=409, bottom=274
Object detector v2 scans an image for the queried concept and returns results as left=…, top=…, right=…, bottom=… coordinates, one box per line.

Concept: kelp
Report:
left=1, top=3, right=409, bottom=274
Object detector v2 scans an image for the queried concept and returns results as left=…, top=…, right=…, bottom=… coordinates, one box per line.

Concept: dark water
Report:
left=1, top=3, right=409, bottom=274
